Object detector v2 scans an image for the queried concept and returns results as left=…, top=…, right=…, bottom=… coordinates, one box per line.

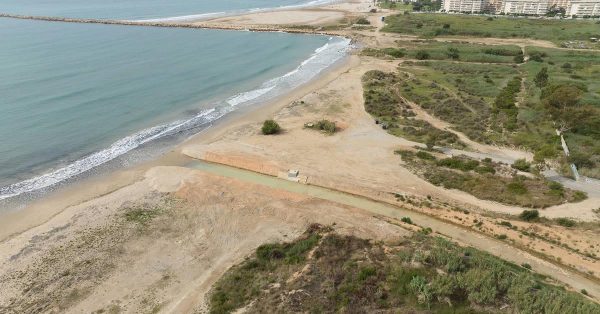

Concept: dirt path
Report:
left=187, top=160, right=600, bottom=301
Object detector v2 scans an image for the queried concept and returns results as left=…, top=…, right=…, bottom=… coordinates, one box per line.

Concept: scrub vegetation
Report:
left=375, top=46, right=600, bottom=178
left=362, top=70, right=466, bottom=148
left=395, top=149, right=586, bottom=207
left=209, top=225, right=599, bottom=313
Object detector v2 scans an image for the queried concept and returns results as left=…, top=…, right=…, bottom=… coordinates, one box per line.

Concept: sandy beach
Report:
left=2, top=0, right=600, bottom=312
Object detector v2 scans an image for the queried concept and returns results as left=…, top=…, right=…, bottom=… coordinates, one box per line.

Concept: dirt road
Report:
left=188, top=160, right=600, bottom=301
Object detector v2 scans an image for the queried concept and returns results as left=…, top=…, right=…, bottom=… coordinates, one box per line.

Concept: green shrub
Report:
left=507, top=181, right=528, bottom=195
left=555, top=218, right=576, bottom=227
left=356, top=17, right=371, bottom=25
left=305, top=119, right=336, bottom=134
left=415, top=50, right=430, bottom=60
left=416, top=151, right=436, bottom=160
left=519, top=210, right=539, bottom=221
left=512, top=159, right=531, bottom=172
left=437, top=157, right=479, bottom=171
left=573, top=191, right=588, bottom=202
left=382, top=47, right=406, bottom=58
left=401, top=217, right=414, bottom=224
left=358, top=266, right=377, bottom=280
left=261, top=120, right=281, bottom=135
left=514, top=54, right=525, bottom=63
left=475, top=165, right=496, bottom=174
left=446, top=47, right=460, bottom=59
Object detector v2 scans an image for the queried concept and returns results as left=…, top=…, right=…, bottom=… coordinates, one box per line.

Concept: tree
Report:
left=534, top=67, right=549, bottom=88
left=261, top=120, right=281, bottom=135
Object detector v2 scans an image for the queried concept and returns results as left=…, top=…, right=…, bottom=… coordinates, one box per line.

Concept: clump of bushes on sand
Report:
left=304, top=119, right=337, bottom=134
left=261, top=120, right=281, bottom=135
left=355, top=17, right=371, bottom=25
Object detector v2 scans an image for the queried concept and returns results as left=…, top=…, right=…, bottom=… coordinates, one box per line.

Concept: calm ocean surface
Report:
left=0, top=0, right=336, bottom=20
left=0, top=2, right=350, bottom=201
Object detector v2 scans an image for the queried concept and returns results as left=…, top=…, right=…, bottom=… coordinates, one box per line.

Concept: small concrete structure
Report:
left=278, top=169, right=307, bottom=183
left=288, top=170, right=300, bottom=179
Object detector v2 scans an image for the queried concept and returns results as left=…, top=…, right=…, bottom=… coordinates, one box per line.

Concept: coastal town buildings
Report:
left=438, top=0, right=599, bottom=15
left=442, top=0, right=486, bottom=12
left=566, top=0, right=600, bottom=16
left=486, top=0, right=505, bottom=12
left=549, top=0, right=570, bottom=8
left=500, top=0, right=550, bottom=14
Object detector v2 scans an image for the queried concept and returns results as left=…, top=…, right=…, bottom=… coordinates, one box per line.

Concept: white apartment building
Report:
left=549, top=0, right=570, bottom=9
left=566, top=0, right=600, bottom=16
left=443, top=0, right=486, bottom=13
left=501, top=0, right=549, bottom=14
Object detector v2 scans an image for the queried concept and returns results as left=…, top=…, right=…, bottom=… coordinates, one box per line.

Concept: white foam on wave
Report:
left=0, top=36, right=351, bottom=201
left=131, top=0, right=341, bottom=23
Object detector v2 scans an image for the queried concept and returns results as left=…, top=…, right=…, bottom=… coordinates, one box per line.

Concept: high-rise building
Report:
left=549, top=0, right=570, bottom=9
left=566, top=0, right=600, bottom=16
left=486, top=0, right=504, bottom=12
left=443, top=0, right=487, bottom=13
left=500, top=0, right=549, bottom=14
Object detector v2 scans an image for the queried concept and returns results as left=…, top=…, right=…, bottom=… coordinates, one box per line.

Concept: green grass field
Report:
left=382, top=13, right=600, bottom=46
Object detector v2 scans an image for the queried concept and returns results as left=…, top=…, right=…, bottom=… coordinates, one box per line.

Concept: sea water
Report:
left=0, top=17, right=350, bottom=201
left=0, top=0, right=337, bottom=20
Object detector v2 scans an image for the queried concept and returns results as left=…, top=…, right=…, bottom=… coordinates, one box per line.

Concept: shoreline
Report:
left=0, top=51, right=356, bottom=242
left=0, top=24, right=351, bottom=204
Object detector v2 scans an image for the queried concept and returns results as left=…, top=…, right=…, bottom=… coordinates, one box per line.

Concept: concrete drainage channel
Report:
left=187, top=159, right=600, bottom=300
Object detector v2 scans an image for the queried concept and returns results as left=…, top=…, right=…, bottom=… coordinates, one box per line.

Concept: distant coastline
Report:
left=0, top=13, right=341, bottom=36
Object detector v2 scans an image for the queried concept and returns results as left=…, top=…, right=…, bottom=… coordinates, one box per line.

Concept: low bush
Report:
left=555, top=218, right=577, bottom=227
left=305, top=119, right=336, bottom=134
left=512, top=159, right=532, bottom=172
left=401, top=217, right=414, bottom=224
left=356, top=17, right=371, bottom=25
left=520, top=210, right=540, bottom=221
left=416, top=151, right=436, bottom=160
left=436, top=157, right=479, bottom=171
left=261, top=120, right=281, bottom=135
left=415, top=50, right=430, bottom=60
